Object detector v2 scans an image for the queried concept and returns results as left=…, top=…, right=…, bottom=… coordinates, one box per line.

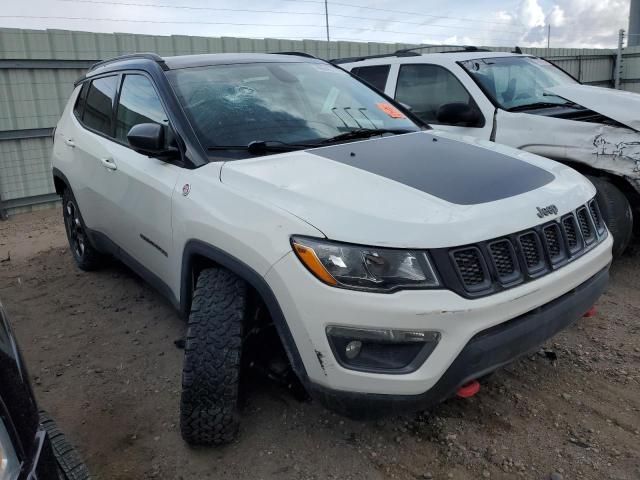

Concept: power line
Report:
left=57, top=0, right=324, bottom=16
left=326, top=0, right=520, bottom=26
left=0, top=15, right=331, bottom=29
left=55, top=0, right=523, bottom=32
left=0, top=15, right=523, bottom=42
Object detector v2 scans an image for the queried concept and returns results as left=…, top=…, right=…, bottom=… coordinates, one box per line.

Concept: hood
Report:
left=546, top=84, right=640, bottom=132
left=221, top=131, right=595, bottom=248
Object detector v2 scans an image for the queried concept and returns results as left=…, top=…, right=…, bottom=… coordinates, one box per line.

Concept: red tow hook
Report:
left=583, top=306, right=597, bottom=318
left=456, top=380, right=480, bottom=399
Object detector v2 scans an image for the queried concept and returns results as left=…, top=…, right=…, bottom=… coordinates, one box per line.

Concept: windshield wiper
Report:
left=207, top=140, right=315, bottom=155
left=508, top=101, right=581, bottom=112
left=317, top=128, right=416, bottom=145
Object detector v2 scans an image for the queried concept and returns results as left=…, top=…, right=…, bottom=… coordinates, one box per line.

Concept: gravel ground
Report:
left=0, top=208, right=639, bottom=480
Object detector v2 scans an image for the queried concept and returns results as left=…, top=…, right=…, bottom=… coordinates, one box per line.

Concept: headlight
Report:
left=291, top=236, right=440, bottom=292
left=0, top=418, right=20, bottom=480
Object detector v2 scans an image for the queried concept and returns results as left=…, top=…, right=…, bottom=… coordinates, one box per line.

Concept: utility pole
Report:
left=324, top=0, right=330, bottom=43
left=547, top=24, right=551, bottom=49
left=615, top=29, right=625, bottom=89
left=629, top=0, right=640, bottom=47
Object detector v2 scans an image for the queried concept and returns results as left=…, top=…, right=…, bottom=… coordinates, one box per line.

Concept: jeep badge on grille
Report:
left=536, top=204, right=558, bottom=218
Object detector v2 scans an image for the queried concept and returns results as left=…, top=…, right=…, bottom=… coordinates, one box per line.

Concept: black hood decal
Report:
left=309, top=133, right=554, bottom=205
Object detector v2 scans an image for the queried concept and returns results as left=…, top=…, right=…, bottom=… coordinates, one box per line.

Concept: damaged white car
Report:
left=339, top=49, right=640, bottom=256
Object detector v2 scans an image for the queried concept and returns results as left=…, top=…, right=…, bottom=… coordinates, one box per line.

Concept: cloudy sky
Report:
left=0, top=0, right=632, bottom=48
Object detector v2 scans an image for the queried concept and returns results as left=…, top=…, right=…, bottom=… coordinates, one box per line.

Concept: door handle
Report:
left=64, top=138, right=75, bottom=148
left=100, top=157, right=118, bottom=171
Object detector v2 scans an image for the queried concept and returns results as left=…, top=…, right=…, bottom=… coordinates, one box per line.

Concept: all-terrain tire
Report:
left=180, top=267, right=247, bottom=446
left=61, top=188, right=105, bottom=271
left=587, top=176, right=633, bottom=257
left=39, top=411, right=91, bottom=480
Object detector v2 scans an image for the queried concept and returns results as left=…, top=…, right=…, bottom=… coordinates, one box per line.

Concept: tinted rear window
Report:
left=351, top=65, right=390, bottom=91
left=73, top=83, right=88, bottom=119
left=83, top=76, right=118, bottom=136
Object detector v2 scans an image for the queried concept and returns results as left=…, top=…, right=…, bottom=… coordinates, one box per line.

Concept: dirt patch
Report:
left=0, top=209, right=638, bottom=480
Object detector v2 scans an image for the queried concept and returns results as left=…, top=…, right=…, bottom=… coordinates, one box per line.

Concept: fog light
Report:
left=345, top=340, right=362, bottom=359
left=326, top=326, right=440, bottom=374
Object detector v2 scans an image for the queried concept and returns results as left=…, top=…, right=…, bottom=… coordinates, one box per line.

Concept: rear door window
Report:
left=83, top=75, right=118, bottom=136
left=351, top=65, right=391, bottom=91
left=115, top=74, right=170, bottom=146
left=395, top=64, right=472, bottom=124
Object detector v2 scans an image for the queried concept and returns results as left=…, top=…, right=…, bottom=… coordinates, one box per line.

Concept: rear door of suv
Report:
left=65, top=74, right=120, bottom=236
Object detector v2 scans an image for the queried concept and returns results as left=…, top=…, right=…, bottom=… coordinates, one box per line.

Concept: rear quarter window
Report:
left=351, top=65, right=391, bottom=92
left=73, top=83, right=88, bottom=119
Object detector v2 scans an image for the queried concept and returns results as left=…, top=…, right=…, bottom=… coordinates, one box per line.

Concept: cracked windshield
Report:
left=167, top=61, right=419, bottom=151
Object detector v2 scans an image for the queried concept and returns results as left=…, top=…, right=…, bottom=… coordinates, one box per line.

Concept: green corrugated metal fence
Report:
left=0, top=28, right=639, bottom=216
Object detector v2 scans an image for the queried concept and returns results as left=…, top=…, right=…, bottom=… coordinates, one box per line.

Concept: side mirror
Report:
left=127, top=123, right=179, bottom=159
left=436, top=102, right=483, bottom=127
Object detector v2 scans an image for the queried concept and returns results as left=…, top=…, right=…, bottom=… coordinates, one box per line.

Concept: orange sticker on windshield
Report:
left=376, top=102, right=405, bottom=119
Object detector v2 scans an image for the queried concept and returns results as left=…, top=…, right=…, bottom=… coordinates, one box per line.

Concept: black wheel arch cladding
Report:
left=181, top=240, right=310, bottom=384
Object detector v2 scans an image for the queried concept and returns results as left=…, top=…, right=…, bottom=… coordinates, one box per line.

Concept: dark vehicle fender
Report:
left=0, top=304, right=39, bottom=466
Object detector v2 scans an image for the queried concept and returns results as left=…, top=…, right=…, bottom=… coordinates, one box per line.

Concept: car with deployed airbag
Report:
left=339, top=48, right=640, bottom=256
left=51, top=51, right=612, bottom=446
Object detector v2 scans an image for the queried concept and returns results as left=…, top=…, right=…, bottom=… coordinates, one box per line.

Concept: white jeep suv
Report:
left=338, top=47, right=640, bottom=256
left=52, top=52, right=612, bottom=445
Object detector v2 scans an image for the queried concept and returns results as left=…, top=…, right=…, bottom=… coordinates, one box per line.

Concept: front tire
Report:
left=587, top=176, right=633, bottom=257
left=62, top=189, right=104, bottom=270
left=180, top=267, right=247, bottom=446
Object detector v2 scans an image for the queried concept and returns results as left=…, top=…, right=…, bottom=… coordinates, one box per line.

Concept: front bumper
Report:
left=265, top=234, right=612, bottom=399
left=308, top=266, right=608, bottom=417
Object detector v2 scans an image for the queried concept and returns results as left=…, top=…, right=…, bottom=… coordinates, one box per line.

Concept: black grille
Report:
left=452, top=248, right=486, bottom=288
left=577, top=207, right=595, bottom=244
left=519, top=232, right=543, bottom=271
left=562, top=215, right=580, bottom=252
left=444, top=200, right=606, bottom=297
left=588, top=200, right=605, bottom=234
left=489, top=240, right=518, bottom=281
left=543, top=223, right=564, bottom=262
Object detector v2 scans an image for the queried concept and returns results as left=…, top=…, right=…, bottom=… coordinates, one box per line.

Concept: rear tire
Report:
left=39, top=411, right=91, bottom=480
left=587, top=176, right=633, bottom=257
left=62, top=189, right=105, bottom=271
left=180, top=267, right=247, bottom=446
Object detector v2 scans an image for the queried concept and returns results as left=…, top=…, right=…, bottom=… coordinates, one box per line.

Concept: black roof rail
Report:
left=89, top=53, right=168, bottom=72
left=330, top=45, right=493, bottom=64
left=330, top=52, right=412, bottom=64
left=395, top=45, right=492, bottom=55
left=272, top=51, right=319, bottom=59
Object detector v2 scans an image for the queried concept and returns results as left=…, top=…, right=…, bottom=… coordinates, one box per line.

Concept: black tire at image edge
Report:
left=39, top=411, right=91, bottom=480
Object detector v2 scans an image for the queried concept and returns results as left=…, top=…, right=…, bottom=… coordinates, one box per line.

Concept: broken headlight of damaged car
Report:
left=291, top=236, right=439, bottom=292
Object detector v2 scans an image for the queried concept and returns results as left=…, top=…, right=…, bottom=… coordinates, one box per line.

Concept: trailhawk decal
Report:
left=309, top=133, right=554, bottom=205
